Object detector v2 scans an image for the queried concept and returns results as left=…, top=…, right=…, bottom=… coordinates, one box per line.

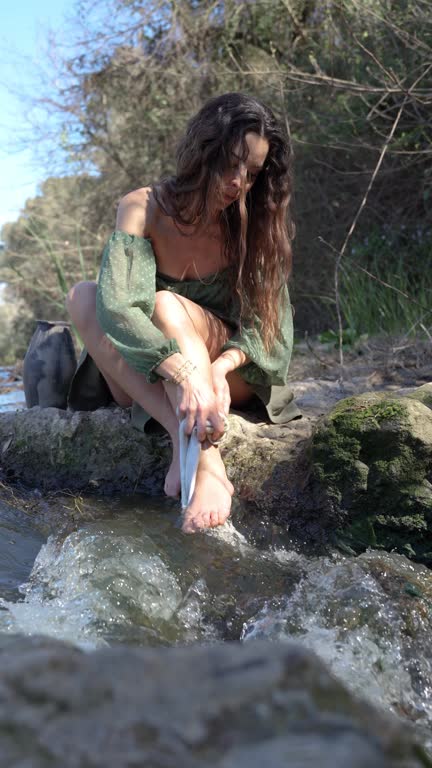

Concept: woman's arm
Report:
left=116, top=187, right=153, bottom=237
left=115, top=189, right=197, bottom=381
left=210, top=349, right=250, bottom=416
left=214, top=348, right=249, bottom=373
left=115, top=189, right=211, bottom=381
left=215, top=284, right=294, bottom=389
left=98, top=190, right=225, bottom=438
left=97, top=188, right=187, bottom=383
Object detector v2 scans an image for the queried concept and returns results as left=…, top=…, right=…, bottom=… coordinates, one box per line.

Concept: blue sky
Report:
left=0, top=0, right=73, bottom=232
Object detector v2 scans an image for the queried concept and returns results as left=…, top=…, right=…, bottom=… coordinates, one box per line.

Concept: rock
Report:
left=1, top=371, right=393, bottom=505
left=311, top=391, right=432, bottom=565
left=406, top=383, right=432, bottom=410
left=0, top=406, right=170, bottom=495
left=0, top=635, right=428, bottom=767
left=2, top=376, right=432, bottom=560
left=0, top=405, right=313, bottom=508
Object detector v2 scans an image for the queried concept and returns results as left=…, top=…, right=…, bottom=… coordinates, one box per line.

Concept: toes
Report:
left=219, top=507, right=231, bottom=525
left=183, top=506, right=231, bottom=532
left=201, top=511, right=211, bottom=529
left=182, top=520, right=196, bottom=534
left=181, top=514, right=195, bottom=534
left=209, top=507, right=231, bottom=527
left=182, top=510, right=211, bottom=533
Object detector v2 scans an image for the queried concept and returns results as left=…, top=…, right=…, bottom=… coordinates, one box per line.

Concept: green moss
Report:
left=404, top=582, right=423, bottom=598
left=338, top=515, right=378, bottom=549
left=375, top=514, right=428, bottom=531
left=313, top=422, right=362, bottom=506
left=222, top=441, right=277, bottom=495
left=312, top=393, right=432, bottom=566
left=330, top=394, right=407, bottom=426
left=368, top=445, right=427, bottom=490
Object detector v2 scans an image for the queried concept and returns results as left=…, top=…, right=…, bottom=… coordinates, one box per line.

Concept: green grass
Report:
left=339, top=255, right=432, bottom=339
left=331, top=225, right=432, bottom=341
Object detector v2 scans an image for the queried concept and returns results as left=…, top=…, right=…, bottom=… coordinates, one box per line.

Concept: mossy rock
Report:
left=312, top=392, right=432, bottom=565
left=406, top=383, right=432, bottom=411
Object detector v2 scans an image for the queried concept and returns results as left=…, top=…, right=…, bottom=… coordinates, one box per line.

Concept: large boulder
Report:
left=311, top=389, right=432, bottom=564
left=0, top=406, right=170, bottom=494
left=0, top=635, right=428, bottom=767
left=2, top=381, right=432, bottom=561
left=0, top=405, right=311, bottom=506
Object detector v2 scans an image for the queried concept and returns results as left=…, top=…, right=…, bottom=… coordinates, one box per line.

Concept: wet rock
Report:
left=0, top=373, right=390, bottom=521
left=1, top=377, right=432, bottom=563
left=311, top=391, right=432, bottom=565
left=0, top=406, right=171, bottom=495
left=0, top=636, right=428, bottom=767
left=0, top=404, right=312, bottom=507
left=241, top=549, right=432, bottom=741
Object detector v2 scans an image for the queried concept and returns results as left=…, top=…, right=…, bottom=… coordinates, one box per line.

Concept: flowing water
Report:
left=0, top=496, right=431, bottom=747
left=0, top=367, right=25, bottom=411
left=1, top=368, right=431, bottom=748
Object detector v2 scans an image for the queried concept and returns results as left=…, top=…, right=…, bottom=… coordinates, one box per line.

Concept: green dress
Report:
left=68, top=230, right=300, bottom=426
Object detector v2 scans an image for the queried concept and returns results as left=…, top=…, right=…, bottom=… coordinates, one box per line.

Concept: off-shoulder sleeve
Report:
left=96, top=230, right=181, bottom=383
left=221, top=284, right=294, bottom=387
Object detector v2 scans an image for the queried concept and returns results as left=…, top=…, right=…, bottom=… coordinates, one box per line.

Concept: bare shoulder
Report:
left=116, top=187, right=156, bottom=238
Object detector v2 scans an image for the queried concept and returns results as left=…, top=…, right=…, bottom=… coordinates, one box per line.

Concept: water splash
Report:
left=0, top=524, right=209, bottom=648
left=1, top=498, right=431, bottom=745
left=0, top=508, right=301, bottom=650
left=241, top=549, right=432, bottom=741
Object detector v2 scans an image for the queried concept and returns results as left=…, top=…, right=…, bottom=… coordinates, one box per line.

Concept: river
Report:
left=0, top=366, right=25, bottom=411
left=0, top=366, right=431, bottom=750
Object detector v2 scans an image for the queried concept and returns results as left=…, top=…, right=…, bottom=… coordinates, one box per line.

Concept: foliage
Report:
left=0, top=299, right=30, bottom=364
left=339, top=227, right=432, bottom=338
left=0, top=176, right=106, bottom=358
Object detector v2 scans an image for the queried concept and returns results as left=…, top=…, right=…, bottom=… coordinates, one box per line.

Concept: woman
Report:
left=66, top=92, right=298, bottom=534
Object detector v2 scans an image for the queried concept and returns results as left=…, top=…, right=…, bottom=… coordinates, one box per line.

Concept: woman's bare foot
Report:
left=164, top=438, right=181, bottom=497
left=182, top=446, right=234, bottom=533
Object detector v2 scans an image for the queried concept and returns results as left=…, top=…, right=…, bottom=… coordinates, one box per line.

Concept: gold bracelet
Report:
left=174, top=365, right=197, bottom=385
left=165, top=359, right=197, bottom=385
left=168, top=360, right=192, bottom=383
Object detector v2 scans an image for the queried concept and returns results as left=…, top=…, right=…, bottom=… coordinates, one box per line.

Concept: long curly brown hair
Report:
left=153, top=92, right=294, bottom=351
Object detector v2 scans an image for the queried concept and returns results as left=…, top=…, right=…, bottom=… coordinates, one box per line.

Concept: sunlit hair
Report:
left=153, top=92, right=294, bottom=351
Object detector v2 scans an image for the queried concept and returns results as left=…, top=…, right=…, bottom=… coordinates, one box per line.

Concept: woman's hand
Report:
left=177, top=368, right=226, bottom=442
left=211, top=358, right=232, bottom=417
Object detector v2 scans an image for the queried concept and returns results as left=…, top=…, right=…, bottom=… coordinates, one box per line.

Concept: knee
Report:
left=153, top=290, right=192, bottom=331
left=66, top=281, right=97, bottom=328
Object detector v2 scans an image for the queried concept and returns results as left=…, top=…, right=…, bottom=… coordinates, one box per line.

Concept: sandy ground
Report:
left=290, top=335, right=432, bottom=387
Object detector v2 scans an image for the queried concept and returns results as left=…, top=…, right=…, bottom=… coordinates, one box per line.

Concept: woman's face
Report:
left=220, top=132, right=269, bottom=208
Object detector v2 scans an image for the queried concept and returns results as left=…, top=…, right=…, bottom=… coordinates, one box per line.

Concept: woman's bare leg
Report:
left=67, top=282, right=254, bottom=532
left=151, top=291, right=253, bottom=532
left=66, top=282, right=183, bottom=496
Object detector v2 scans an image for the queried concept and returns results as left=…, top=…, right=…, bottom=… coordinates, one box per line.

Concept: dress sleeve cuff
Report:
left=146, top=341, right=182, bottom=383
